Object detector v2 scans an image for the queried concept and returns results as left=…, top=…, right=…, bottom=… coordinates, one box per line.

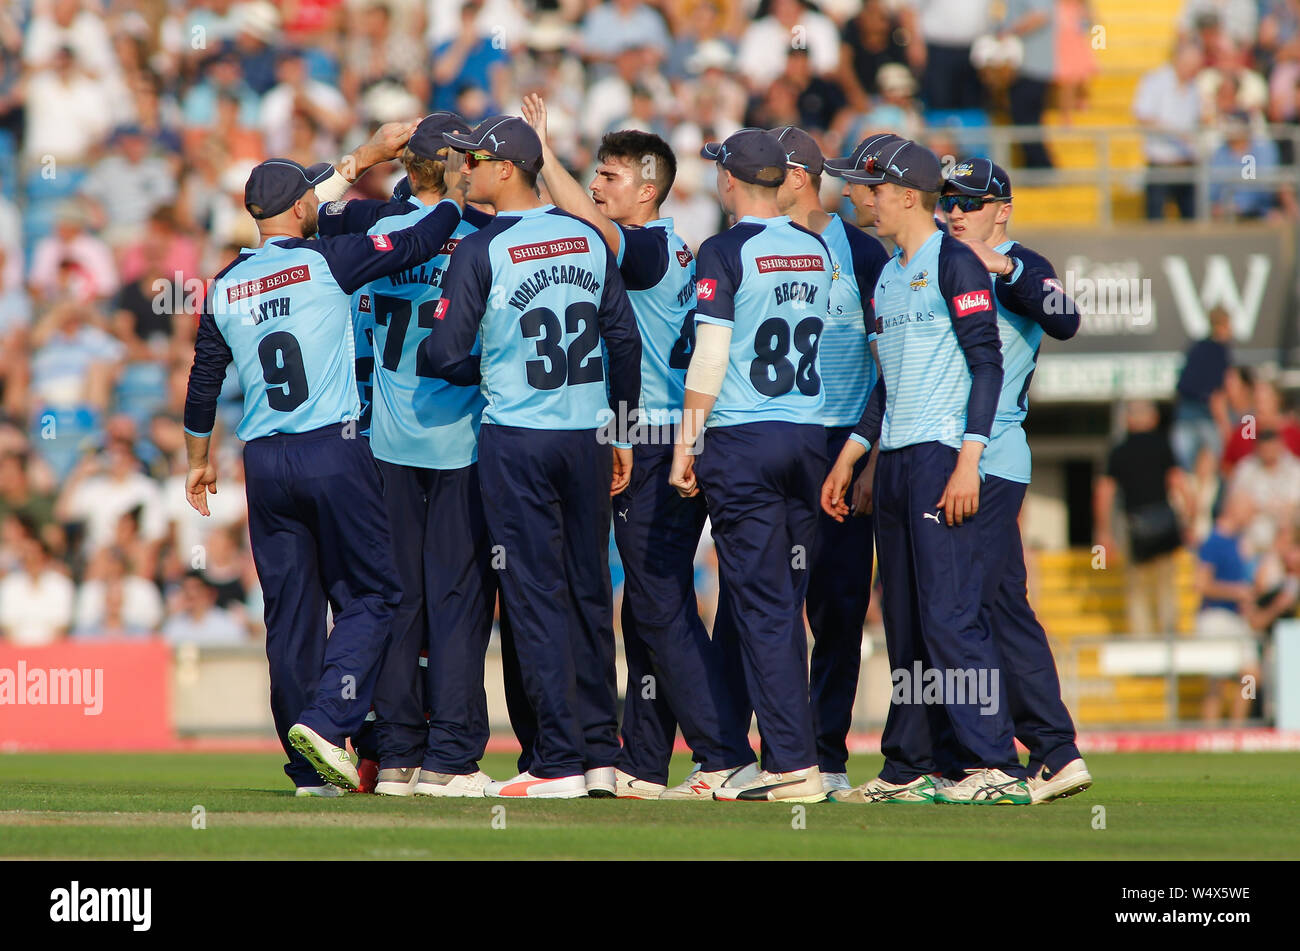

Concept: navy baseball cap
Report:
left=701, top=128, right=787, bottom=187
left=825, top=133, right=902, bottom=183
left=244, top=158, right=333, bottom=219
left=442, top=115, right=544, bottom=175
left=768, top=126, right=824, bottom=175
left=867, top=138, right=943, bottom=192
left=944, top=157, right=1012, bottom=199
left=409, top=112, right=470, bottom=159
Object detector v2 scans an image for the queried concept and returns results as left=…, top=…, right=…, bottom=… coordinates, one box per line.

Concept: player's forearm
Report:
left=184, top=315, right=231, bottom=439
left=538, top=142, right=622, bottom=255
left=185, top=431, right=212, bottom=468
left=678, top=388, right=716, bottom=452
left=850, top=377, right=886, bottom=450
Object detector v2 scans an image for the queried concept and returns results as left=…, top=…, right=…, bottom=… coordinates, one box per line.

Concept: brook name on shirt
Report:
left=773, top=281, right=819, bottom=306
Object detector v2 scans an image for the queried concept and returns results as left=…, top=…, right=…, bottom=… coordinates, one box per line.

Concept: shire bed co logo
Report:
left=0, top=662, right=103, bottom=715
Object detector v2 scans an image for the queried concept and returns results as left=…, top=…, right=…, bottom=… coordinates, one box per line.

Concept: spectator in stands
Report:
left=258, top=47, right=350, bottom=157
left=1209, top=112, right=1294, bottom=220
left=838, top=0, right=908, bottom=110
left=0, top=245, right=31, bottom=419
left=0, top=521, right=73, bottom=646
left=1171, top=305, right=1232, bottom=535
left=1094, top=400, right=1192, bottom=635
left=79, top=125, right=180, bottom=246
left=999, top=0, right=1054, bottom=168
left=431, top=0, right=513, bottom=115
left=1179, top=0, right=1258, bottom=51
left=1054, top=0, right=1098, bottom=125
left=901, top=0, right=990, bottom=111
left=1229, top=428, right=1300, bottom=554
left=1222, top=377, right=1300, bottom=472
left=582, top=0, right=671, bottom=64
left=22, top=44, right=116, bottom=166
left=0, top=450, right=56, bottom=545
left=1134, top=41, right=1204, bottom=220
left=738, top=0, right=842, bottom=90
left=54, top=431, right=165, bottom=560
left=1193, top=490, right=1260, bottom=724
left=182, top=44, right=261, bottom=132
left=341, top=2, right=428, bottom=106
left=162, top=571, right=247, bottom=646
left=28, top=300, right=123, bottom=428
left=782, top=47, right=847, bottom=134
left=73, top=546, right=163, bottom=637
left=230, top=1, right=284, bottom=95
left=28, top=205, right=118, bottom=305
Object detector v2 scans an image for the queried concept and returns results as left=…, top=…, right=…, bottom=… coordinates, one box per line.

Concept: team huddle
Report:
left=182, top=99, right=1094, bottom=806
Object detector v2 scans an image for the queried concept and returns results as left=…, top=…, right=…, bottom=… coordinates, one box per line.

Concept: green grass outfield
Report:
left=2, top=752, right=1298, bottom=860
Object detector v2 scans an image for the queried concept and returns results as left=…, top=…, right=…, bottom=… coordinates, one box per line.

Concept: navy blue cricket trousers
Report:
left=614, top=431, right=756, bottom=785
left=356, top=461, right=497, bottom=773
left=476, top=423, right=620, bottom=778
left=978, top=475, right=1081, bottom=774
left=873, top=441, right=1021, bottom=784
left=243, top=423, right=400, bottom=788
left=696, top=421, right=824, bottom=774
left=805, top=426, right=874, bottom=774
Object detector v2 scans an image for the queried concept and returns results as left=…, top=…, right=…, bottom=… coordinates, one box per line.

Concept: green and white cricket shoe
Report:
left=1028, top=758, right=1092, bottom=804
left=413, top=769, right=492, bottom=797
left=294, top=784, right=344, bottom=798
left=933, top=768, right=1031, bottom=805
left=287, top=723, right=360, bottom=791
left=828, top=774, right=937, bottom=803
left=375, top=766, right=420, bottom=797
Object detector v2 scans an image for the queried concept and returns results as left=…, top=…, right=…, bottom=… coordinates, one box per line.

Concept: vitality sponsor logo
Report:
left=433, top=298, right=449, bottom=321
left=951, top=289, right=992, bottom=317
left=507, top=236, right=591, bottom=263
left=226, top=265, right=310, bottom=303
left=370, top=234, right=394, bottom=252
left=754, top=254, right=825, bottom=274
left=696, top=278, right=717, bottom=301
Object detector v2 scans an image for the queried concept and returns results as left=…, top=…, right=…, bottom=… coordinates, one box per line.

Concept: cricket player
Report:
left=313, top=112, right=505, bottom=798
left=669, top=128, right=833, bottom=803
left=821, top=138, right=1027, bottom=805
left=519, top=94, right=758, bottom=800
left=770, top=126, right=889, bottom=794
left=183, top=156, right=468, bottom=794
left=940, top=157, right=1091, bottom=803
left=422, top=116, right=643, bottom=799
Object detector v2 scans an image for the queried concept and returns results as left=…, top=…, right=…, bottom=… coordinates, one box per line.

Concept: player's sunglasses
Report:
left=464, top=151, right=504, bottom=169
left=939, top=194, right=1010, bottom=213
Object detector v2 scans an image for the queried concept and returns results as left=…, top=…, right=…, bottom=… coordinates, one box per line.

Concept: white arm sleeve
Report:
left=314, top=168, right=352, bottom=203
left=684, top=321, right=732, bottom=398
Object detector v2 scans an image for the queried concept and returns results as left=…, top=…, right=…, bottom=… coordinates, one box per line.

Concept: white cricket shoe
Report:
left=414, top=769, right=492, bottom=798
left=828, top=774, right=937, bottom=803
left=822, top=771, right=852, bottom=794
left=375, top=767, right=420, bottom=796
left=287, top=723, right=359, bottom=791
left=614, top=769, right=666, bottom=799
left=933, top=768, right=1031, bottom=805
left=714, top=765, right=826, bottom=802
left=485, top=771, right=589, bottom=799
left=660, top=762, right=759, bottom=800
left=585, top=766, right=616, bottom=798
left=1028, top=758, right=1093, bottom=804
left=294, top=784, right=344, bottom=798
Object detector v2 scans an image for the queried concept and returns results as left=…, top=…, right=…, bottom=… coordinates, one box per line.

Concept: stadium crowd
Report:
left=0, top=0, right=1296, bottom=735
